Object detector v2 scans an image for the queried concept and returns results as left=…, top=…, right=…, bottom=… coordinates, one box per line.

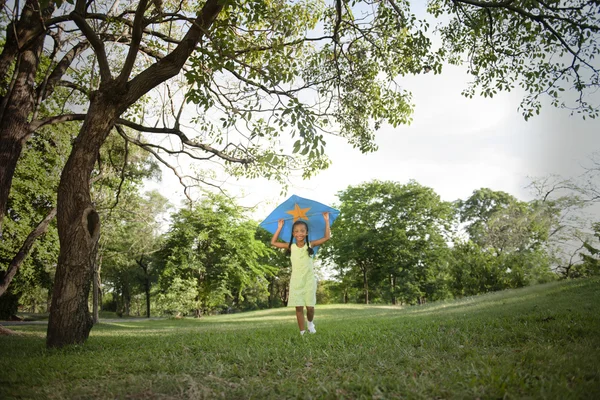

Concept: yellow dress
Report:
left=288, top=243, right=317, bottom=307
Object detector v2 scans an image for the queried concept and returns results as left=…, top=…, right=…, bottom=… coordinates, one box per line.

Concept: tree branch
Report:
left=30, top=113, right=87, bottom=131
left=70, top=1, right=112, bottom=83
left=124, top=0, right=224, bottom=107
left=39, top=41, right=90, bottom=101
left=115, top=128, right=194, bottom=202
left=109, top=126, right=129, bottom=216
left=118, top=0, right=150, bottom=84
left=116, top=119, right=252, bottom=164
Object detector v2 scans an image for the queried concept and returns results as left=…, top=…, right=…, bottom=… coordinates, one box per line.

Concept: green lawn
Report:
left=1, top=278, right=599, bottom=399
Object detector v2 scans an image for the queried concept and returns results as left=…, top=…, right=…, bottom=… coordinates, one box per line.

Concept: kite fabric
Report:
left=259, top=194, right=340, bottom=255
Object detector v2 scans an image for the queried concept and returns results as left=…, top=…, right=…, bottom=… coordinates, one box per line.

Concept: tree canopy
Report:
left=321, top=180, right=454, bottom=305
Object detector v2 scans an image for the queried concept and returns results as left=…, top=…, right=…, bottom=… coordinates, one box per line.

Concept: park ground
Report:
left=1, top=278, right=599, bottom=399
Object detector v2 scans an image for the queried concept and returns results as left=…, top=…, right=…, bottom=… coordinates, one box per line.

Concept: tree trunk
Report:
left=92, top=256, right=101, bottom=324
left=267, top=277, right=274, bottom=308
left=283, top=284, right=289, bottom=306
left=92, top=274, right=98, bottom=324
left=145, top=278, right=151, bottom=318
left=136, top=257, right=151, bottom=318
left=391, top=275, right=396, bottom=305
left=46, top=91, right=120, bottom=348
left=362, top=265, right=369, bottom=305
left=0, top=325, right=22, bottom=336
left=0, top=28, right=45, bottom=236
left=123, top=284, right=131, bottom=317
left=142, top=265, right=150, bottom=319
left=124, top=298, right=130, bottom=317
left=0, top=207, right=56, bottom=297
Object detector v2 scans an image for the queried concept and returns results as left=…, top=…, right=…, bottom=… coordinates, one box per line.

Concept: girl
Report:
left=271, top=212, right=330, bottom=335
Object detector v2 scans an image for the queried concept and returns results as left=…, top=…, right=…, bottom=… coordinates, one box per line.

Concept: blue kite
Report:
left=259, top=194, right=340, bottom=255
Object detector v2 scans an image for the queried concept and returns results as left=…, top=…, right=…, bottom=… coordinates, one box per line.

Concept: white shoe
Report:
left=307, top=321, right=316, bottom=334
left=300, top=330, right=306, bottom=336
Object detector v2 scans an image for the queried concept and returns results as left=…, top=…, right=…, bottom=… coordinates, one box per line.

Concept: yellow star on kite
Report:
left=286, top=203, right=310, bottom=222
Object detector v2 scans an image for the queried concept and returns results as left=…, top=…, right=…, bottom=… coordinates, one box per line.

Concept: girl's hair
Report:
left=286, top=221, right=314, bottom=257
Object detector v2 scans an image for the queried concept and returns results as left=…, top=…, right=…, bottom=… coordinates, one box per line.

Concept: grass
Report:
left=12, top=310, right=146, bottom=321
left=1, top=278, right=599, bottom=399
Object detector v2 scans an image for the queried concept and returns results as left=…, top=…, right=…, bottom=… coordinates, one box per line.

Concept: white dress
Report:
left=288, top=244, right=317, bottom=307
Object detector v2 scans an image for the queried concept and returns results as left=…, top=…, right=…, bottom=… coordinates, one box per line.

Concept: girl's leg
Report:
left=306, top=307, right=316, bottom=333
left=306, top=306, right=314, bottom=323
left=295, top=306, right=305, bottom=331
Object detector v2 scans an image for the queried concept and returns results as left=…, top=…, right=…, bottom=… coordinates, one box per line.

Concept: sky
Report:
left=145, top=62, right=600, bottom=222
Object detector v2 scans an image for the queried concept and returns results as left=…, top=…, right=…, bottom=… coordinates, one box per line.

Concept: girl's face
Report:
left=293, top=223, right=308, bottom=243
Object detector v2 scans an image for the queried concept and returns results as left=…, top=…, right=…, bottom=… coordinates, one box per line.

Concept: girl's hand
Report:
left=277, top=219, right=284, bottom=229
left=322, top=212, right=330, bottom=222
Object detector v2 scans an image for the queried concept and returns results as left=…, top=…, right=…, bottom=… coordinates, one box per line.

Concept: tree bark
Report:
left=282, top=284, right=289, bottom=306
left=123, top=284, right=131, bottom=317
left=0, top=1, right=49, bottom=84
left=92, top=255, right=101, bottom=324
left=267, top=277, right=274, bottom=308
left=92, top=261, right=98, bottom=324
left=145, top=277, right=150, bottom=318
left=136, top=257, right=151, bottom=318
left=0, top=25, right=45, bottom=236
left=0, top=325, right=22, bottom=336
left=0, top=207, right=57, bottom=297
left=362, top=264, right=369, bottom=304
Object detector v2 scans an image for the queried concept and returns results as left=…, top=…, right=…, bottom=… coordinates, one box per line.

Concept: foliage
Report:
left=100, top=187, right=169, bottom=317
left=576, top=222, right=600, bottom=277
left=482, top=201, right=550, bottom=253
left=430, top=0, right=600, bottom=119
left=527, top=175, right=593, bottom=278
left=3, top=1, right=594, bottom=232
left=254, top=227, right=290, bottom=308
left=455, top=188, right=519, bottom=247
left=0, top=123, right=161, bottom=312
left=0, top=289, right=19, bottom=320
left=2, top=279, right=599, bottom=399
left=448, top=240, right=556, bottom=298
left=3, top=0, right=599, bottom=347
left=0, top=125, right=72, bottom=309
left=154, top=194, right=275, bottom=315
left=322, top=180, right=454, bottom=305
left=5, top=0, right=597, bottom=201
left=315, top=279, right=337, bottom=305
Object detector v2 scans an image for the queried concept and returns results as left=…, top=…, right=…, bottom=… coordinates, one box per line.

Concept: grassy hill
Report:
left=1, top=278, right=599, bottom=399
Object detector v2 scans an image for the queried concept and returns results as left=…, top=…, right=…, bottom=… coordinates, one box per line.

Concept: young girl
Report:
left=271, top=212, right=330, bottom=335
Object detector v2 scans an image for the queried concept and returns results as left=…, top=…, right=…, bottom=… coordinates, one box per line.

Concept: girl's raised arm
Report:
left=310, top=212, right=331, bottom=247
left=271, top=219, right=289, bottom=249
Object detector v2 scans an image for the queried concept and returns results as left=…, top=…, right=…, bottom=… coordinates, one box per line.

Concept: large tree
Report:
left=455, top=188, right=519, bottom=247
left=100, top=189, right=169, bottom=319
left=453, top=187, right=558, bottom=290
left=154, top=194, right=274, bottom=316
left=0, top=0, right=598, bottom=347
left=322, top=180, right=453, bottom=305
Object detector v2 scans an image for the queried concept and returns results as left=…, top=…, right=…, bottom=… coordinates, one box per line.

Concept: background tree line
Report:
left=3, top=170, right=599, bottom=318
